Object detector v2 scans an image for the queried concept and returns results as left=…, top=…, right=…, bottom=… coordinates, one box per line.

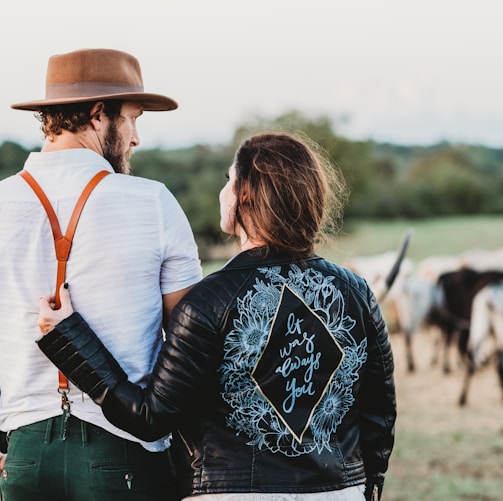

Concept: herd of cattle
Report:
left=343, top=243, right=503, bottom=406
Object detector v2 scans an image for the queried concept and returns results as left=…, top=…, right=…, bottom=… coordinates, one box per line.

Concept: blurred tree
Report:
left=406, top=148, right=491, bottom=215
left=1, top=114, right=502, bottom=249
left=0, top=141, right=33, bottom=178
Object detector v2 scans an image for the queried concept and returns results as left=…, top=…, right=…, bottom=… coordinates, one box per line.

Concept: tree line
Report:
left=2, top=110, right=503, bottom=252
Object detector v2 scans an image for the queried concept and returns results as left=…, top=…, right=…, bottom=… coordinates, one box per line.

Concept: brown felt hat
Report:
left=11, top=48, right=178, bottom=112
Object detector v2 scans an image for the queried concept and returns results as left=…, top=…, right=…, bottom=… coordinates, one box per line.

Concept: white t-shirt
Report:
left=0, top=148, right=203, bottom=451
left=183, top=485, right=366, bottom=500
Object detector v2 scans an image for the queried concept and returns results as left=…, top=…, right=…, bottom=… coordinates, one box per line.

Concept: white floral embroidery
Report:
left=219, top=264, right=367, bottom=456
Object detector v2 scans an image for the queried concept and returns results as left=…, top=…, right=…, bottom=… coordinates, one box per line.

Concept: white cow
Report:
left=343, top=248, right=431, bottom=372
left=389, top=254, right=463, bottom=372
left=458, top=281, right=503, bottom=406
left=390, top=274, right=439, bottom=372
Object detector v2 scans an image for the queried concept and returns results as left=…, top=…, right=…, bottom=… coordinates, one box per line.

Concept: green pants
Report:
left=0, top=415, right=179, bottom=501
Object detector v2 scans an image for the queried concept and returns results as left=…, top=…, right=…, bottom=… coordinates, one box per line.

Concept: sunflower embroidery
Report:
left=219, top=265, right=367, bottom=456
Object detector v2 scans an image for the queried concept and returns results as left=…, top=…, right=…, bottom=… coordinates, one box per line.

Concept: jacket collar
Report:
left=222, top=247, right=321, bottom=271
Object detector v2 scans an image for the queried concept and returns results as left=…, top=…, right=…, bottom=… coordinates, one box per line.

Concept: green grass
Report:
left=318, top=215, right=503, bottom=265
left=386, top=428, right=503, bottom=500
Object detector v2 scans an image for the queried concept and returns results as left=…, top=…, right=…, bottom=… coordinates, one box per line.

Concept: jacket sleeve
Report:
left=37, top=297, right=222, bottom=442
left=36, top=312, right=128, bottom=404
left=359, top=289, right=397, bottom=500
left=0, top=431, right=7, bottom=453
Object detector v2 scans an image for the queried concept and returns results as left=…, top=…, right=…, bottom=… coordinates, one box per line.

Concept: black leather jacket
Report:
left=38, top=249, right=396, bottom=500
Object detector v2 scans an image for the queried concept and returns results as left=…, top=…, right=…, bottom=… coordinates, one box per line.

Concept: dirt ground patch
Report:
left=385, top=328, right=503, bottom=500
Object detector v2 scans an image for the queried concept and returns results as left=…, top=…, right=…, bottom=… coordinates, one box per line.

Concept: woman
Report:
left=37, top=132, right=396, bottom=501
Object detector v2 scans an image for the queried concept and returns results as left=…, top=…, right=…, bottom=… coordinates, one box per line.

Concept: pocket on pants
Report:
left=89, top=460, right=177, bottom=499
left=0, top=457, right=39, bottom=500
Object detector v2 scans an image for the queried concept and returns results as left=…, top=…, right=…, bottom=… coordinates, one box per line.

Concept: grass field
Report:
left=318, top=215, right=503, bottom=265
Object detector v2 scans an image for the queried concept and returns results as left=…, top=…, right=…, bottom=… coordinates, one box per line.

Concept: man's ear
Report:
left=90, top=102, right=105, bottom=130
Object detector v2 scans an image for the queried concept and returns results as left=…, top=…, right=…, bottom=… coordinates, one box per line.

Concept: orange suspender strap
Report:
left=19, top=169, right=110, bottom=398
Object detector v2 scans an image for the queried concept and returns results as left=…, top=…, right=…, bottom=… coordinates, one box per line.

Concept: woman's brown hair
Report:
left=233, top=132, right=348, bottom=258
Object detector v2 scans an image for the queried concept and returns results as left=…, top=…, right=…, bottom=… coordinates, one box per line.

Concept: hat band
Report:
left=46, top=82, right=145, bottom=99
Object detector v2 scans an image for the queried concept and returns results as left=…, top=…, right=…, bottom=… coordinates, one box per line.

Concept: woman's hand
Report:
left=38, top=283, right=74, bottom=335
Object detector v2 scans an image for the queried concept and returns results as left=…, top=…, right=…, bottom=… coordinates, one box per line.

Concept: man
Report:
left=0, top=48, right=202, bottom=500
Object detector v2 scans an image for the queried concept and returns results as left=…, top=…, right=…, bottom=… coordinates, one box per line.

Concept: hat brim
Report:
left=11, top=92, right=178, bottom=112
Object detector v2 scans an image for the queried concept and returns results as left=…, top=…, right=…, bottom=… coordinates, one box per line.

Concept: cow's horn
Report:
left=379, top=227, right=414, bottom=301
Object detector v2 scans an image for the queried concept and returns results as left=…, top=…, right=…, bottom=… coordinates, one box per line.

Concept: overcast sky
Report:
left=2, top=0, right=502, bottom=150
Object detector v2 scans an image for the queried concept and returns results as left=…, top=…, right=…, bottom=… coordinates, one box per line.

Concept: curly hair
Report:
left=232, top=131, right=348, bottom=258
left=36, top=100, right=122, bottom=138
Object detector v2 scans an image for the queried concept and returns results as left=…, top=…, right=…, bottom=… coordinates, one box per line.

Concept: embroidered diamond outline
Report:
left=251, top=283, right=345, bottom=443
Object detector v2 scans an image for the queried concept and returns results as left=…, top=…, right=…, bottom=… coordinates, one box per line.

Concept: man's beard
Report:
left=103, top=122, right=133, bottom=175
